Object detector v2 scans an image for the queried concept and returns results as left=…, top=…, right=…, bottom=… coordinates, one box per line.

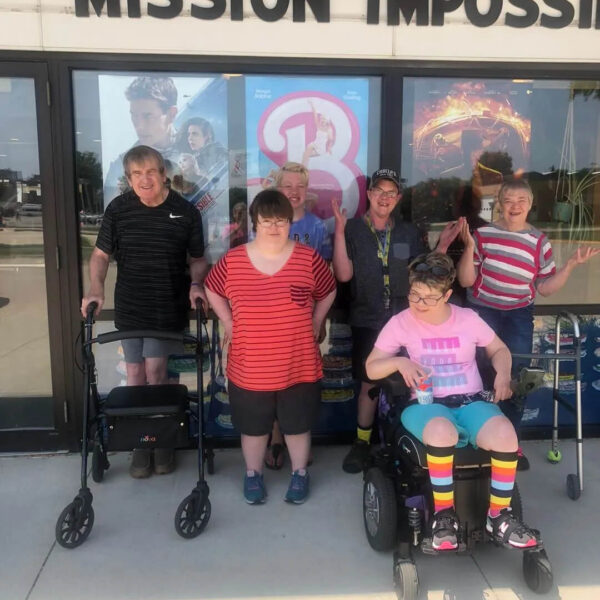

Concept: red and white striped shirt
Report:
left=468, top=224, right=556, bottom=310
left=205, top=243, right=336, bottom=391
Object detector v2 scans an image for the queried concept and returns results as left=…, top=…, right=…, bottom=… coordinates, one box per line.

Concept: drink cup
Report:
left=415, top=366, right=434, bottom=405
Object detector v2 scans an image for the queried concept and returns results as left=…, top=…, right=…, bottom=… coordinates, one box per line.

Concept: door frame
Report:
left=0, top=61, right=71, bottom=452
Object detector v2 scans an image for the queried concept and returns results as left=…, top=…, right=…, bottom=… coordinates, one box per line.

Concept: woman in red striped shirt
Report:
left=205, top=189, right=336, bottom=505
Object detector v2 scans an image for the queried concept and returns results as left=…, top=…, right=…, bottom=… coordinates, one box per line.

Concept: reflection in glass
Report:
left=0, top=77, right=52, bottom=400
left=402, top=77, right=600, bottom=306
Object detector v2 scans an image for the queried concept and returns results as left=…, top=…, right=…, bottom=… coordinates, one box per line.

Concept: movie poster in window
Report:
left=98, top=73, right=229, bottom=263
left=402, top=79, right=532, bottom=224
left=245, top=76, right=372, bottom=231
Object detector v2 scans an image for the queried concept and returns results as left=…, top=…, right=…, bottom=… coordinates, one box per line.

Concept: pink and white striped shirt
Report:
left=468, top=224, right=556, bottom=310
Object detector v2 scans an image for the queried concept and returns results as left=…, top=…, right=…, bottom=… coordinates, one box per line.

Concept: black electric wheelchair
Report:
left=361, top=373, right=553, bottom=600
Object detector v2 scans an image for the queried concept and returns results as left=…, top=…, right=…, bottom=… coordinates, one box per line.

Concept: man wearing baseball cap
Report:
left=332, top=168, right=460, bottom=473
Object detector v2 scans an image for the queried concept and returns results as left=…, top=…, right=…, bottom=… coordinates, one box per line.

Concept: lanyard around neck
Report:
left=364, top=214, right=391, bottom=268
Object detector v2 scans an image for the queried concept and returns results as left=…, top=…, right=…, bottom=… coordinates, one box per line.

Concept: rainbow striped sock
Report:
left=426, top=446, right=455, bottom=514
left=489, top=450, right=518, bottom=518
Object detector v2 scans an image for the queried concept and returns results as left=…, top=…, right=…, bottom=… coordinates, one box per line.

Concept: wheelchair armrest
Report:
left=377, top=372, right=410, bottom=405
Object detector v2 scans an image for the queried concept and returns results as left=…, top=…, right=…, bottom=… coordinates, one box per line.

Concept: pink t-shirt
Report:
left=374, top=305, right=496, bottom=398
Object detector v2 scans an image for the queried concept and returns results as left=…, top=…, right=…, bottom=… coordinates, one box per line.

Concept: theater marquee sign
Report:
left=74, top=0, right=600, bottom=29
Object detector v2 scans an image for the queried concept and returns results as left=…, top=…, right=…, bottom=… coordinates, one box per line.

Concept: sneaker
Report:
left=486, top=508, right=538, bottom=549
left=342, top=439, right=371, bottom=473
left=517, top=447, right=530, bottom=471
left=431, top=508, right=459, bottom=551
left=153, top=448, right=176, bottom=475
left=285, top=469, right=310, bottom=504
left=129, top=448, right=152, bottom=479
left=244, top=470, right=267, bottom=505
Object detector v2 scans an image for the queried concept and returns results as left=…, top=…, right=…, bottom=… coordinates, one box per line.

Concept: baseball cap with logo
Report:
left=370, top=168, right=401, bottom=190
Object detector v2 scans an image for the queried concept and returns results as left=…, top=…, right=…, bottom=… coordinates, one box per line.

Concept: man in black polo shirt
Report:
left=332, top=168, right=460, bottom=473
left=81, top=145, right=207, bottom=478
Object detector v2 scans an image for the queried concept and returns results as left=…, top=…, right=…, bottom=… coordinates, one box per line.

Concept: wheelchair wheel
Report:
left=393, top=557, right=419, bottom=600
left=174, top=491, right=211, bottom=538
left=566, top=474, right=581, bottom=500
left=55, top=498, right=94, bottom=549
left=363, top=467, right=397, bottom=551
left=523, top=548, right=553, bottom=594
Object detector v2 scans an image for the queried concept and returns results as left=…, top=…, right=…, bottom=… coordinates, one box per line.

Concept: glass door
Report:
left=0, top=63, right=65, bottom=450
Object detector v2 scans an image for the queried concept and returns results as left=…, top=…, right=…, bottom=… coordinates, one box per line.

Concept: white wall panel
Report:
left=0, top=0, right=599, bottom=62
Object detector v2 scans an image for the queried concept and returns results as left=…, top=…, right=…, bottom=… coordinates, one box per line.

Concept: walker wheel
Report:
left=91, top=444, right=109, bottom=483
left=55, top=498, right=94, bottom=549
left=205, top=449, right=215, bottom=475
left=174, top=492, right=211, bottom=538
left=523, top=548, right=553, bottom=594
left=546, top=449, right=562, bottom=464
left=393, top=557, right=419, bottom=600
left=566, top=474, right=581, bottom=500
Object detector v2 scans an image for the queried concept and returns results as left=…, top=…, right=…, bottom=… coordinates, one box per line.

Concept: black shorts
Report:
left=227, top=380, right=321, bottom=436
left=351, top=326, right=381, bottom=384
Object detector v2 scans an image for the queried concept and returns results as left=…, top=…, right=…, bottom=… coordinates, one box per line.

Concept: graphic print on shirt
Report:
left=420, top=336, right=468, bottom=393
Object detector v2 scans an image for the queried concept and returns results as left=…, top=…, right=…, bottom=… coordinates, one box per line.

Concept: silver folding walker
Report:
left=513, top=311, right=584, bottom=500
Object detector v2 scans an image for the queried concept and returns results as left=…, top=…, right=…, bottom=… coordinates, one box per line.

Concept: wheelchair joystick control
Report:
left=408, top=507, right=422, bottom=546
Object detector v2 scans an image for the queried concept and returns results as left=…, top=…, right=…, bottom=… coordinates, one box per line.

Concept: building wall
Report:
left=2, top=0, right=600, bottom=62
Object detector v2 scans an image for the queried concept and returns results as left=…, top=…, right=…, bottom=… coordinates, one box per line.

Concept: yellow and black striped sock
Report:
left=357, top=426, right=372, bottom=443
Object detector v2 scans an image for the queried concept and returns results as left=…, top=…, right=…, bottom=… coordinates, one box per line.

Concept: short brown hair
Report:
left=249, top=189, right=293, bottom=232
left=123, top=145, right=166, bottom=177
left=408, top=252, right=455, bottom=293
left=274, top=162, right=309, bottom=188
left=125, top=76, right=177, bottom=113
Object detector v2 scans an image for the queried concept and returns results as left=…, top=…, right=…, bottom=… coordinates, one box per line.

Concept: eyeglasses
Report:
left=257, top=218, right=290, bottom=228
left=412, top=262, right=451, bottom=276
left=408, top=291, right=445, bottom=306
left=370, top=187, right=398, bottom=199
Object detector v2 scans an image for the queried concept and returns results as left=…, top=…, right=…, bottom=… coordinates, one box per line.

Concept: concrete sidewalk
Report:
left=1, top=440, right=599, bottom=600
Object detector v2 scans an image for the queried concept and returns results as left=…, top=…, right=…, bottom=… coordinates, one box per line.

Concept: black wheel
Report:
left=394, top=558, right=419, bottom=600
left=91, top=444, right=109, bottom=483
left=174, top=492, right=211, bottom=539
left=363, top=467, right=398, bottom=551
left=206, top=450, right=215, bottom=475
left=566, top=474, right=581, bottom=500
left=55, top=498, right=95, bottom=549
left=511, top=482, right=523, bottom=521
left=523, top=549, right=553, bottom=594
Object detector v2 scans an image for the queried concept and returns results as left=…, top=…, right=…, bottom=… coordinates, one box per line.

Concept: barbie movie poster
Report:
left=245, top=76, right=376, bottom=231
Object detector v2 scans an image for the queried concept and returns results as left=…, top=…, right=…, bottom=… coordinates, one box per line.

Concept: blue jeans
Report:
left=467, top=303, right=534, bottom=436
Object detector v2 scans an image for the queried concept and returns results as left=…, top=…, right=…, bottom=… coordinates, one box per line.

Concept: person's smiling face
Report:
left=126, top=157, right=167, bottom=205
left=499, top=188, right=532, bottom=230
left=278, top=172, right=307, bottom=213
left=367, top=179, right=400, bottom=221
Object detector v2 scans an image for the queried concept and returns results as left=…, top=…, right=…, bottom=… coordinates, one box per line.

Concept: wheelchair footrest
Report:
left=420, top=537, right=467, bottom=555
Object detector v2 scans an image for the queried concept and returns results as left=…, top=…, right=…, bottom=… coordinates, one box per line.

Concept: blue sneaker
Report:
left=244, top=470, right=266, bottom=504
left=285, top=469, right=310, bottom=504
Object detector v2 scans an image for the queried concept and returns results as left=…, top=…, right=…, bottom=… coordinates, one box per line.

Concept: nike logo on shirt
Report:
left=169, top=213, right=183, bottom=219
